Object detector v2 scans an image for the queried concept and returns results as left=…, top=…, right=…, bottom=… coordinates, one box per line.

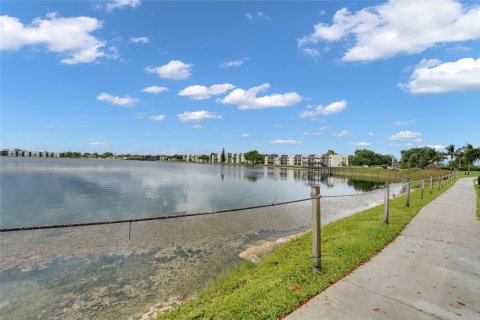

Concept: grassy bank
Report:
left=333, top=167, right=448, bottom=181
left=475, top=180, right=480, bottom=220
left=159, top=177, right=459, bottom=320
left=165, top=160, right=453, bottom=182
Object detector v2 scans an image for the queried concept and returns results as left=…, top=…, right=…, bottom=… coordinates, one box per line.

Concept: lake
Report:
left=0, top=158, right=400, bottom=319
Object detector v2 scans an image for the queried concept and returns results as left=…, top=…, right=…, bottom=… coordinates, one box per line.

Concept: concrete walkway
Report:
left=287, top=178, right=480, bottom=320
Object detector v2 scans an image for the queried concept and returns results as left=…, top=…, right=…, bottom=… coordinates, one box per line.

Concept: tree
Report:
left=101, top=152, right=114, bottom=159
left=432, top=150, right=446, bottom=166
left=198, top=154, right=210, bottom=162
left=462, top=144, right=479, bottom=174
left=455, top=146, right=465, bottom=168
left=400, top=147, right=445, bottom=169
left=327, top=150, right=337, bottom=155
left=445, top=144, right=456, bottom=171
left=244, top=150, right=264, bottom=164
left=221, top=148, right=226, bottom=163
left=348, top=149, right=393, bottom=167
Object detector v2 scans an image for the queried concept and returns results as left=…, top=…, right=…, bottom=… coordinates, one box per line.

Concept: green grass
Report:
left=333, top=167, right=449, bottom=182
left=475, top=179, right=480, bottom=220
left=159, top=177, right=459, bottom=320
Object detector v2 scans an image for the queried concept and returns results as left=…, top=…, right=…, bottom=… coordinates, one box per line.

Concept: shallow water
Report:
left=0, top=158, right=400, bottom=319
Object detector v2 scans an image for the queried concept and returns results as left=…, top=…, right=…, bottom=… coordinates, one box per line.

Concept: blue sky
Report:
left=1, top=0, right=479, bottom=157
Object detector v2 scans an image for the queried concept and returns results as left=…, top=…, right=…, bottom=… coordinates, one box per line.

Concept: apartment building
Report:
left=321, top=153, right=348, bottom=167
left=210, top=153, right=219, bottom=163
left=1, top=149, right=62, bottom=158
left=303, top=154, right=324, bottom=167
left=265, top=154, right=280, bottom=165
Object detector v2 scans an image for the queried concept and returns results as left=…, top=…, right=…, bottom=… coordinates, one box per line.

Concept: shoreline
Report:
left=138, top=193, right=396, bottom=319
left=158, top=177, right=458, bottom=319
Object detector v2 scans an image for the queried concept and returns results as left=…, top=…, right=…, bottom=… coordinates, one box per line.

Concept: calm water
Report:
left=1, top=157, right=383, bottom=228
left=0, top=158, right=398, bottom=319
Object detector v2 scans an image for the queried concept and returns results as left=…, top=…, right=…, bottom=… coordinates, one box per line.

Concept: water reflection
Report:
left=0, top=158, right=401, bottom=320
left=2, top=159, right=383, bottom=229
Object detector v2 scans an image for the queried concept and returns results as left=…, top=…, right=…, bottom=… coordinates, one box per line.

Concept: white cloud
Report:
left=0, top=14, right=106, bottom=64
left=368, top=131, right=374, bottom=136
left=348, top=141, right=372, bottom=146
left=299, top=100, right=347, bottom=118
left=394, top=119, right=415, bottom=126
left=420, top=144, right=446, bottom=151
left=97, top=92, right=138, bottom=107
left=177, top=110, right=222, bottom=122
left=142, top=86, right=168, bottom=94
left=246, top=12, right=271, bottom=21
left=192, top=124, right=202, bottom=129
left=301, top=48, right=320, bottom=57
left=130, top=36, right=149, bottom=44
left=241, top=133, right=251, bottom=138
left=89, top=141, right=107, bottom=146
left=298, top=0, right=480, bottom=62
left=106, top=0, right=140, bottom=11
left=389, top=130, right=422, bottom=141
left=303, top=127, right=327, bottom=136
left=220, top=57, right=249, bottom=68
left=219, top=83, right=302, bottom=110
left=334, top=130, right=352, bottom=137
left=179, top=83, right=235, bottom=100
left=145, top=60, right=192, bottom=80
left=149, top=114, right=166, bottom=121
left=268, top=139, right=303, bottom=145
left=274, top=124, right=284, bottom=129
left=401, top=57, right=480, bottom=94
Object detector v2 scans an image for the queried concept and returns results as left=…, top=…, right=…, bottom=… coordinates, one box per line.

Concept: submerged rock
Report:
left=139, top=295, right=189, bottom=320
left=238, top=231, right=308, bottom=263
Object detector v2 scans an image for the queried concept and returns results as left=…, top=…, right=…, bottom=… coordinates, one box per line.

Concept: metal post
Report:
left=128, top=221, right=132, bottom=240
left=406, top=179, right=411, bottom=207
left=438, top=176, right=441, bottom=190
left=311, top=186, right=321, bottom=272
left=430, top=176, right=433, bottom=194
left=384, top=182, right=389, bottom=224
left=420, top=178, right=424, bottom=199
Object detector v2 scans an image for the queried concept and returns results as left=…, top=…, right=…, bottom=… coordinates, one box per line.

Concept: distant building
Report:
left=303, top=154, right=323, bottom=168
left=238, top=153, right=246, bottom=163
left=210, top=153, right=219, bottom=163
left=322, top=153, right=349, bottom=167
left=265, top=154, right=280, bottom=165
left=279, top=154, right=295, bottom=166
left=293, top=155, right=303, bottom=166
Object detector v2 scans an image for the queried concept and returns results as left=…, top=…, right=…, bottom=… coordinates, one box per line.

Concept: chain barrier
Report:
left=2, top=174, right=454, bottom=233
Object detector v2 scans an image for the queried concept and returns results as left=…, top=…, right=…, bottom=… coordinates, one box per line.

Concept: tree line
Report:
left=57, top=145, right=480, bottom=171
left=399, top=144, right=480, bottom=171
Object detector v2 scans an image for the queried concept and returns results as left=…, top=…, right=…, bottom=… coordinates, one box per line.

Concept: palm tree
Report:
left=463, top=144, right=475, bottom=175
left=432, top=150, right=446, bottom=167
left=445, top=144, right=455, bottom=171
left=455, top=146, right=465, bottom=168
